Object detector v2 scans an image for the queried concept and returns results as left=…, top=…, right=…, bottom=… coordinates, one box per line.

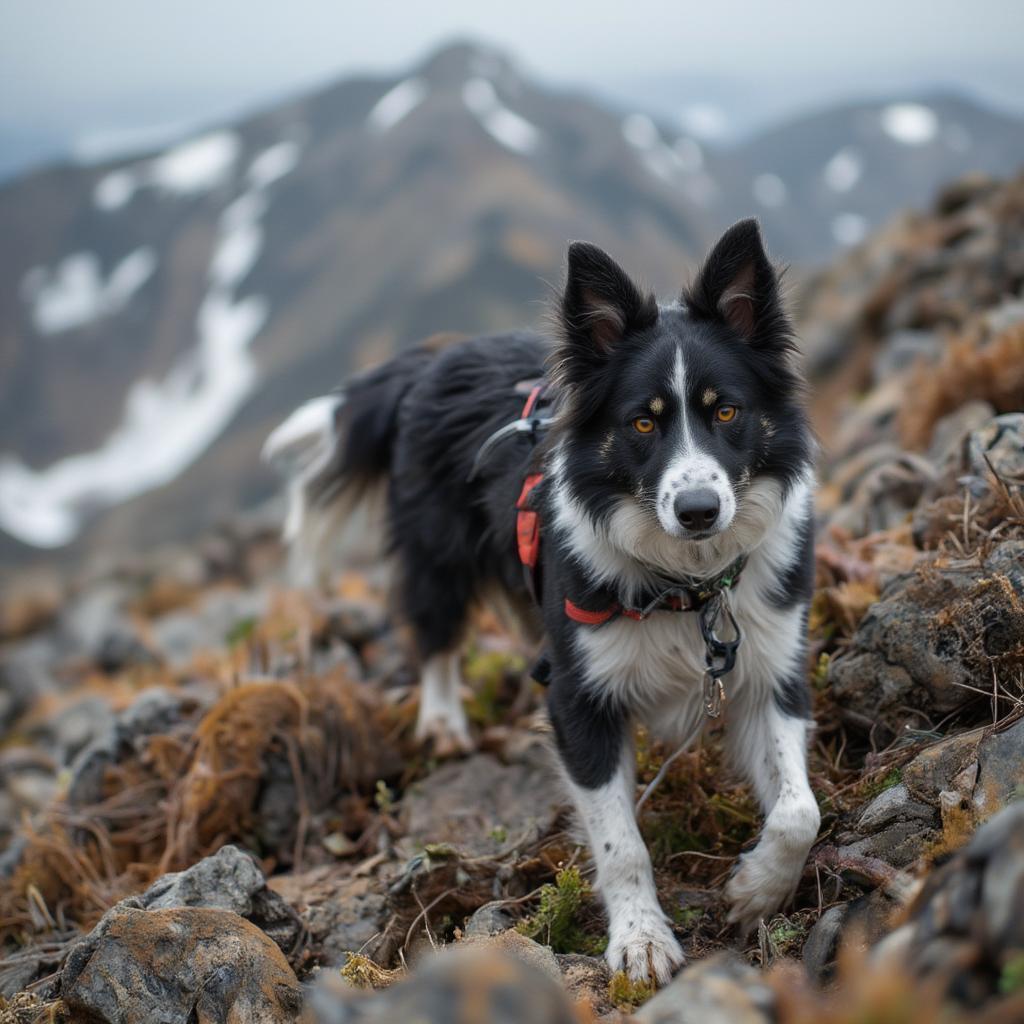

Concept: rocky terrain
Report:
left=2, top=172, right=1024, bottom=1021
left=2, top=40, right=1023, bottom=567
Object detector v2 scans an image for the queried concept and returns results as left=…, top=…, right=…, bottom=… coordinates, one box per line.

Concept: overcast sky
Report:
left=3, top=0, right=1024, bottom=162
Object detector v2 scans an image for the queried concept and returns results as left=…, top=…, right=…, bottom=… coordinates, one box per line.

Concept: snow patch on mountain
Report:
left=93, top=131, right=241, bottom=210
left=462, top=78, right=538, bottom=154
left=824, top=147, right=863, bottom=192
left=621, top=114, right=705, bottom=189
left=21, top=248, right=157, bottom=335
left=367, top=78, right=429, bottom=133
left=0, top=140, right=300, bottom=548
left=881, top=104, right=938, bottom=145
left=753, top=173, right=787, bottom=208
left=832, top=212, right=868, bottom=246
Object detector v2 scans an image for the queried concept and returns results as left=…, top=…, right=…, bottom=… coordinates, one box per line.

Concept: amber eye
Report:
left=632, top=417, right=656, bottom=434
left=715, top=405, right=738, bottom=423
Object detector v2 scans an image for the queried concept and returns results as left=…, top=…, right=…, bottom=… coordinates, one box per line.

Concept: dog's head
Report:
left=550, top=219, right=811, bottom=568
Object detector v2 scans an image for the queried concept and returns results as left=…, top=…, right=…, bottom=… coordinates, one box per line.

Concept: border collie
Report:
left=264, top=219, right=820, bottom=983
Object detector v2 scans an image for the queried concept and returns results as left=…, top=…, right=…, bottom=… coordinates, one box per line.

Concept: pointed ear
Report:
left=559, top=241, right=656, bottom=359
left=684, top=219, right=789, bottom=348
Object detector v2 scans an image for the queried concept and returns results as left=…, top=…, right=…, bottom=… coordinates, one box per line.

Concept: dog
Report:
left=264, top=219, right=820, bottom=983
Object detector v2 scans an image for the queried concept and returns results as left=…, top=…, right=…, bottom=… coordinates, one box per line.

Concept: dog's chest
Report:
left=573, top=584, right=800, bottom=723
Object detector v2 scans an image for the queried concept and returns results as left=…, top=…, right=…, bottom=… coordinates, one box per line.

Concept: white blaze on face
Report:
left=655, top=347, right=736, bottom=536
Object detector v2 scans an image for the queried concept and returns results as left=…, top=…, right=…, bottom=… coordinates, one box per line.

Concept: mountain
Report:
left=1, top=41, right=1023, bottom=568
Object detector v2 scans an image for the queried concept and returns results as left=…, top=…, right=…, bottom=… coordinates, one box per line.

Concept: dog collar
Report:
left=562, top=554, right=747, bottom=626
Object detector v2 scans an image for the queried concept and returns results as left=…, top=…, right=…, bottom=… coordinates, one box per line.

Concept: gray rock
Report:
left=973, top=716, right=1024, bottom=820
left=61, top=904, right=303, bottom=1024
left=0, top=635, right=59, bottom=732
left=151, top=587, right=268, bottom=665
left=839, top=783, right=939, bottom=866
left=633, top=952, right=775, bottom=1024
left=966, top=413, right=1024, bottom=483
left=802, top=904, right=848, bottom=980
left=464, top=902, right=515, bottom=937
left=402, top=750, right=564, bottom=858
left=67, top=687, right=188, bottom=805
left=308, top=944, right=577, bottom=1024
left=872, top=329, right=940, bottom=383
left=830, top=541, right=1024, bottom=737
left=139, top=844, right=301, bottom=954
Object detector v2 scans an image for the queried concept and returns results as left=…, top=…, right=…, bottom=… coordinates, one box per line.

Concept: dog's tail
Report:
left=262, top=345, right=436, bottom=586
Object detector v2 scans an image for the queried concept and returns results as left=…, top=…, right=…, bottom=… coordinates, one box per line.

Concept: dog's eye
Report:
left=632, top=417, right=656, bottom=434
left=715, top=405, right=738, bottom=423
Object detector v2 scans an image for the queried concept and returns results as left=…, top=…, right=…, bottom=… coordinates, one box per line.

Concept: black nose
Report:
left=674, top=489, right=720, bottom=531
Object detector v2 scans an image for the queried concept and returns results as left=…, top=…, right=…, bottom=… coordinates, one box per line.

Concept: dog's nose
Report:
left=674, top=489, right=720, bottom=531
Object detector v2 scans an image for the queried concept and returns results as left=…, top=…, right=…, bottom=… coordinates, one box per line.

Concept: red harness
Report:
left=514, top=384, right=545, bottom=582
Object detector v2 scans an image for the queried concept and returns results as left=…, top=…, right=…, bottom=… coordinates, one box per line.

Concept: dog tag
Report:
left=703, top=671, right=726, bottom=718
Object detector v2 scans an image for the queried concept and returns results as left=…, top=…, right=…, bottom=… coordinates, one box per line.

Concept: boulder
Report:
left=401, top=750, right=563, bottom=858
left=632, top=952, right=775, bottom=1024
left=308, top=945, right=578, bottom=1024
left=61, top=905, right=305, bottom=1023
left=830, top=542, right=1024, bottom=737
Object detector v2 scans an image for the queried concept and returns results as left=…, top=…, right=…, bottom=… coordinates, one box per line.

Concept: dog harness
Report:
left=473, top=379, right=746, bottom=718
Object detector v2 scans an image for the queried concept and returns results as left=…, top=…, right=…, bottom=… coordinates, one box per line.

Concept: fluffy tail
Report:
left=262, top=347, right=435, bottom=586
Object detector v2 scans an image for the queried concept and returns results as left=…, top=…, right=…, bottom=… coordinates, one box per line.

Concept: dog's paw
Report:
left=606, top=911, right=684, bottom=985
left=725, top=848, right=802, bottom=935
left=414, top=714, right=474, bottom=758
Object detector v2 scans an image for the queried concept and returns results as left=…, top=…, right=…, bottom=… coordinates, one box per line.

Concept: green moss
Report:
left=374, top=779, right=395, bottom=814
left=813, top=652, right=831, bottom=690
left=607, top=970, right=656, bottom=1010
left=673, top=905, right=704, bottom=929
left=516, top=866, right=604, bottom=955
left=863, top=766, right=903, bottom=800
left=224, top=616, right=257, bottom=646
left=641, top=814, right=708, bottom=865
left=999, top=953, right=1024, bottom=995
left=463, top=647, right=527, bottom=727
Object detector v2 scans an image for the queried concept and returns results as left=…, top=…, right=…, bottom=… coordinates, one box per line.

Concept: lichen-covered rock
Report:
left=829, top=541, right=1024, bottom=737
left=61, top=905, right=305, bottom=1023
left=137, top=844, right=302, bottom=955
left=873, top=801, right=1024, bottom=1007
left=632, top=952, right=775, bottom=1024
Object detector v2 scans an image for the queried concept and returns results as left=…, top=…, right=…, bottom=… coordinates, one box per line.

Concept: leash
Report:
left=467, top=382, right=555, bottom=483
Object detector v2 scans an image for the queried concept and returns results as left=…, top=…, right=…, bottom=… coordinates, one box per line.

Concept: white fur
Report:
left=655, top=348, right=735, bottom=536
left=415, top=651, right=472, bottom=753
left=724, top=696, right=820, bottom=932
left=263, top=393, right=388, bottom=587
left=568, top=747, right=685, bottom=984
left=552, top=446, right=817, bottom=942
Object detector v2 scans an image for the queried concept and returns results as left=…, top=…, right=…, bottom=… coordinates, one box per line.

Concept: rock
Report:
left=830, top=541, right=1024, bottom=737
left=632, top=952, right=775, bottom=1024
left=0, top=635, right=58, bottom=732
left=57, top=581, right=144, bottom=665
left=67, top=687, right=196, bottom=806
left=464, top=902, right=515, bottom=937
left=836, top=783, right=939, bottom=867
left=463, top=929, right=561, bottom=983
left=308, top=946, right=577, bottom=1024
left=972, top=716, right=1024, bottom=821
left=271, top=867, right=388, bottom=969
left=801, top=891, right=895, bottom=982
left=872, top=329, right=941, bottom=383
left=401, top=751, right=563, bottom=857
left=61, top=905, right=304, bottom=1023
left=151, top=586, right=269, bottom=666
left=138, top=844, right=302, bottom=955
left=966, top=413, right=1024, bottom=483
left=801, top=904, right=847, bottom=981
left=554, top=952, right=613, bottom=1014
left=875, top=801, right=1024, bottom=1007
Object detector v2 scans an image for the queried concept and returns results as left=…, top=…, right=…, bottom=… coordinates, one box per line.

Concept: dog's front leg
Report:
left=549, top=684, right=684, bottom=984
left=724, top=679, right=820, bottom=932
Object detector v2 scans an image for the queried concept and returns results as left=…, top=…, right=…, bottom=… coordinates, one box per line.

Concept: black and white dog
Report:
left=264, top=219, right=820, bottom=983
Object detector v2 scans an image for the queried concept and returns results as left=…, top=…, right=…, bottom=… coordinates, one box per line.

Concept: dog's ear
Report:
left=559, top=242, right=656, bottom=361
left=684, top=219, right=789, bottom=349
